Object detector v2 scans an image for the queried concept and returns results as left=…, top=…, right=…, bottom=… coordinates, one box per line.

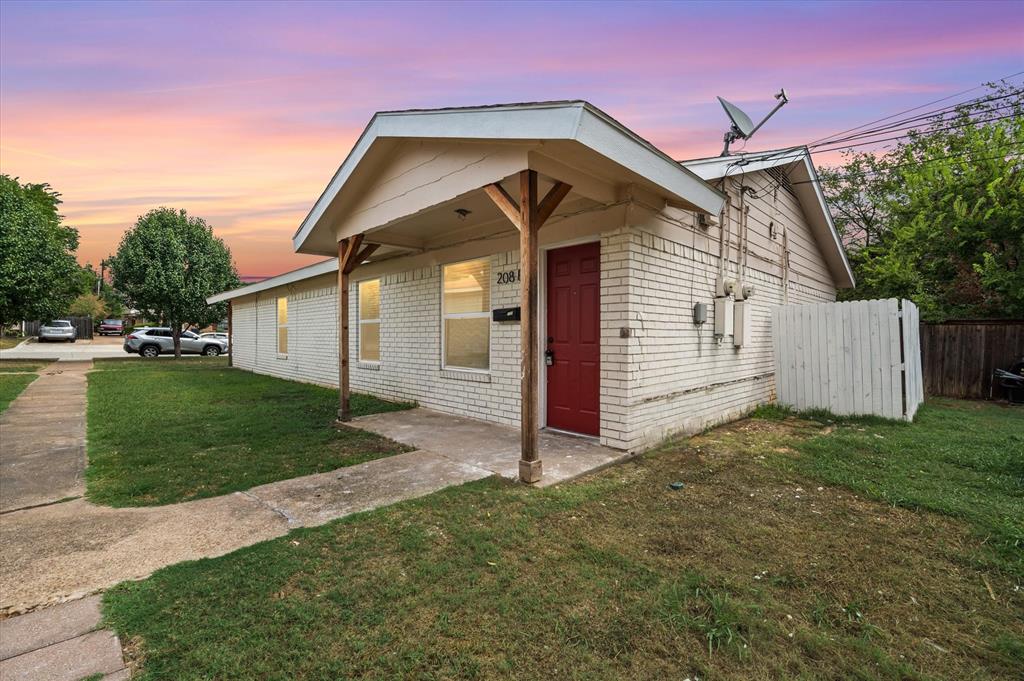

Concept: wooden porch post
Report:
left=337, top=235, right=377, bottom=421
left=484, top=171, right=572, bottom=483
left=337, top=238, right=354, bottom=421
left=227, top=301, right=233, bottom=367
left=518, top=170, right=542, bottom=482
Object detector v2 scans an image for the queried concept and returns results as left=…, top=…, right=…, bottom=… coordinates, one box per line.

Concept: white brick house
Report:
left=209, top=102, right=853, bottom=481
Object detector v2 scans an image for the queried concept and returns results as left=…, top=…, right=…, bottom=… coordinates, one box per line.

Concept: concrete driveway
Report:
left=1, top=336, right=216, bottom=362
left=0, top=336, right=129, bottom=362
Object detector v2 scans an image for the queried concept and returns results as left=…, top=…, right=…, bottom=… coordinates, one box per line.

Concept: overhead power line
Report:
left=807, top=69, right=1024, bottom=146
left=809, top=111, right=1020, bottom=155
left=809, top=97, right=1020, bottom=149
left=791, top=144, right=1024, bottom=188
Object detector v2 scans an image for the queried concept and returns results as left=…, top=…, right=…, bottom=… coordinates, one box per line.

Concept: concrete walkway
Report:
left=0, top=382, right=628, bottom=676
left=1, top=361, right=89, bottom=513
left=0, top=596, right=127, bottom=681
left=2, top=399, right=628, bottom=613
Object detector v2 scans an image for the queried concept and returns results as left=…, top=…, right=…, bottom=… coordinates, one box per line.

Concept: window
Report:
left=359, top=279, right=380, bottom=362
left=442, top=259, right=490, bottom=371
left=276, top=297, right=288, bottom=354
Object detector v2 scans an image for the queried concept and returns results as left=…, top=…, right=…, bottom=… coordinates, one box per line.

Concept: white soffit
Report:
left=292, top=101, right=726, bottom=254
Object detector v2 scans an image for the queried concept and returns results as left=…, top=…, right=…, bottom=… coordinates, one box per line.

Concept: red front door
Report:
left=545, top=242, right=600, bottom=436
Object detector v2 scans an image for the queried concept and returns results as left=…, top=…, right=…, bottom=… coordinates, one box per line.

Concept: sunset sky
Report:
left=2, top=1, right=1021, bottom=277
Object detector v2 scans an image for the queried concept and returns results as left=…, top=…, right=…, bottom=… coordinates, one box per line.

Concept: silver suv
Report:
left=124, top=328, right=228, bottom=358
left=39, top=320, right=77, bottom=342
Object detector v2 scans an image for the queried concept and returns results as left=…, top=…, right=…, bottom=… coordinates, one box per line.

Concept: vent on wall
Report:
left=765, top=165, right=797, bottom=198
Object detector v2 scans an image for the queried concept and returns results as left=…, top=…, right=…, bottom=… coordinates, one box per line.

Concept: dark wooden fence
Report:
left=920, top=320, right=1023, bottom=399
left=24, top=316, right=94, bottom=340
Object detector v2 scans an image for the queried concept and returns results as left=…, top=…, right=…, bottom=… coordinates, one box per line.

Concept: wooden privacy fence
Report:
left=772, top=299, right=923, bottom=421
left=919, top=320, right=1023, bottom=399
left=24, top=316, right=94, bottom=339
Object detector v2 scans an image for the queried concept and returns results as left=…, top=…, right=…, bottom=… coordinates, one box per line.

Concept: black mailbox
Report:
left=492, top=306, right=521, bottom=322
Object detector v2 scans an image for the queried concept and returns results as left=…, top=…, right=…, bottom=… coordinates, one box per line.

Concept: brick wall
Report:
left=228, top=169, right=839, bottom=453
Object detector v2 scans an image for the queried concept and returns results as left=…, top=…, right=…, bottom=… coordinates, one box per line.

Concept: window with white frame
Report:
left=442, top=259, right=491, bottom=371
left=359, top=279, right=380, bottom=362
left=276, top=297, right=288, bottom=354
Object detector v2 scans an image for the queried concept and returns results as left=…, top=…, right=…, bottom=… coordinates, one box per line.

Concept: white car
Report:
left=39, top=320, right=77, bottom=342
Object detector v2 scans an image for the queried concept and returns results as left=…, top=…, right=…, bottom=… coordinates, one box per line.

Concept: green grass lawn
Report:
left=103, top=400, right=1023, bottom=680
left=0, top=360, right=49, bottom=373
left=86, top=357, right=414, bottom=506
left=760, top=399, right=1024, bottom=578
left=0, top=373, right=36, bottom=412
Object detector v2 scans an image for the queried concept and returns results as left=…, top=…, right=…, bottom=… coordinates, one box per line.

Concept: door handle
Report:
left=544, top=349, right=554, bottom=366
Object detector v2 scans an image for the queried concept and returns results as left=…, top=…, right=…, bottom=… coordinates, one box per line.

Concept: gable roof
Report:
left=207, top=257, right=337, bottom=304
left=292, top=100, right=726, bottom=254
left=682, top=147, right=855, bottom=288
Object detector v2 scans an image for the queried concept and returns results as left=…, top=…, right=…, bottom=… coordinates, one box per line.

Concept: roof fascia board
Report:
left=796, top=155, right=856, bottom=288
left=682, top=148, right=807, bottom=180
left=292, top=116, right=382, bottom=251
left=577, top=105, right=725, bottom=214
left=207, top=258, right=339, bottom=304
left=294, top=102, right=728, bottom=253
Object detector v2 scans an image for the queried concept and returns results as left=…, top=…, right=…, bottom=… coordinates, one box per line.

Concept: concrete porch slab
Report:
left=352, top=407, right=632, bottom=487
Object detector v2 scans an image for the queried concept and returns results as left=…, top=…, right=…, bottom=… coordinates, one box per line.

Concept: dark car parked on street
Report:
left=98, top=319, right=125, bottom=336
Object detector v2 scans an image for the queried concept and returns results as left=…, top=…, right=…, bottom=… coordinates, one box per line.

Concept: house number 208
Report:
left=496, top=269, right=521, bottom=285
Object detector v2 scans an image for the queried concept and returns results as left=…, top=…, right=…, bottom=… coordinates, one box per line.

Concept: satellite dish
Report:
left=718, top=97, right=755, bottom=138
left=717, top=89, right=789, bottom=156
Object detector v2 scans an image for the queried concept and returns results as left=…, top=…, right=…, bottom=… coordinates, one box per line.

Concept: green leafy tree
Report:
left=100, top=287, right=125, bottom=318
left=68, top=292, right=107, bottom=320
left=72, top=264, right=100, bottom=296
left=111, top=208, right=240, bottom=357
left=0, top=176, right=81, bottom=329
left=822, top=84, right=1023, bottom=320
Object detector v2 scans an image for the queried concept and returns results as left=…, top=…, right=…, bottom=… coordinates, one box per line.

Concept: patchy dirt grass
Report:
left=104, top=401, right=1023, bottom=680
left=0, top=359, right=49, bottom=373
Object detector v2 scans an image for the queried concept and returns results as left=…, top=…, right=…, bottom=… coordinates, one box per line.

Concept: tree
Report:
left=68, top=293, right=107, bottom=321
left=0, top=176, right=81, bottom=328
left=100, top=287, right=125, bottom=318
left=72, top=264, right=99, bottom=296
left=75, top=262, right=126, bottom=317
left=821, top=84, right=1023, bottom=321
left=111, top=208, right=239, bottom=357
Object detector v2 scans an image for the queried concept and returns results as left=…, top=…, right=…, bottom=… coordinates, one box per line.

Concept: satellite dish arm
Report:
left=746, top=89, right=789, bottom=139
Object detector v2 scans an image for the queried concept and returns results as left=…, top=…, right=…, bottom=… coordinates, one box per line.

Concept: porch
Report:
left=218, top=102, right=727, bottom=484
left=352, top=407, right=631, bottom=487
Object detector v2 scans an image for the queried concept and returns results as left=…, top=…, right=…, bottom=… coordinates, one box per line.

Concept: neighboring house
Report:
left=209, top=101, right=853, bottom=482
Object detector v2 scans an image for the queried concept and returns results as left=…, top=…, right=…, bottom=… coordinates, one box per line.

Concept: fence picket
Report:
left=773, top=299, right=922, bottom=420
